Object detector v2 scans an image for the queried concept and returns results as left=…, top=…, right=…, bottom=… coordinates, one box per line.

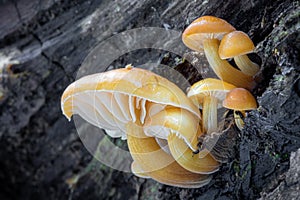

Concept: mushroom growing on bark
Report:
left=182, top=16, right=255, bottom=90
left=222, top=88, right=257, bottom=130
left=219, top=31, right=260, bottom=76
left=61, top=65, right=218, bottom=188
left=187, top=78, right=236, bottom=134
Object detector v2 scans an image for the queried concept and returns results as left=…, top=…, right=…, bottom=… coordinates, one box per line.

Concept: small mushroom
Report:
left=187, top=78, right=237, bottom=134
left=219, top=31, right=260, bottom=76
left=222, top=88, right=257, bottom=130
left=182, top=16, right=255, bottom=90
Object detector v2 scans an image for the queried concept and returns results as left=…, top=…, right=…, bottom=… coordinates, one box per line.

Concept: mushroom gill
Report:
left=61, top=65, right=217, bottom=188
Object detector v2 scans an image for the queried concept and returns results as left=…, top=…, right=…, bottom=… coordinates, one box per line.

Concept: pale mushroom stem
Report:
left=202, top=38, right=256, bottom=90
left=234, top=55, right=260, bottom=76
left=127, top=122, right=212, bottom=188
left=144, top=107, right=219, bottom=174
left=234, top=110, right=246, bottom=131
left=202, top=96, right=218, bottom=134
left=168, top=131, right=220, bottom=174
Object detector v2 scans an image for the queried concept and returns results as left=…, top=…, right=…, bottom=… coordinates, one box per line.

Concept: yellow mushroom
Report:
left=219, top=31, right=260, bottom=76
left=61, top=65, right=217, bottom=187
left=61, top=64, right=199, bottom=139
left=127, top=122, right=211, bottom=188
left=182, top=16, right=255, bottom=90
left=144, top=107, right=220, bottom=174
left=222, top=88, right=257, bottom=130
left=187, top=78, right=237, bottom=134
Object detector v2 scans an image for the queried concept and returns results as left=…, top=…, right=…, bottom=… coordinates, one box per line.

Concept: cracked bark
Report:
left=0, top=0, right=299, bottom=200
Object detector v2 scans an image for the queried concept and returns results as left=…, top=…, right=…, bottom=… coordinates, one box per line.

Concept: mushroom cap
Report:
left=61, top=66, right=200, bottom=138
left=187, top=78, right=237, bottom=108
left=182, top=16, right=236, bottom=51
left=222, top=88, right=257, bottom=110
left=143, top=104, right=219, bottom=174
left=167, top=133, right=219, bottom=174
left=144, top=107, right=200, bottom=150
left=219, top=31, right=255, bottom=59
left=131, top=161, right=150, bottom=179
left=127, top=123, right=212, bottom=188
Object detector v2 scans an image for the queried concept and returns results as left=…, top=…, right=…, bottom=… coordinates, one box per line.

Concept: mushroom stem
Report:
left=144, top=107, right=219, bottom=174
left=168, top=132, right=219, bottom=174
left=234, top=55, right=260, bottom=76
left=202, top=96, right=218, bottom=134
left=234, top=110, right=246, bottom=131
left=144, top=107, right=200, bottom=151
left=202, top=39, right=255, bottom=90
left=127, top=123, right=211, bottom=188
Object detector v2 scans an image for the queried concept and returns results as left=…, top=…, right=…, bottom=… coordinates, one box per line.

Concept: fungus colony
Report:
left=61, top=16, right=259, bottom=188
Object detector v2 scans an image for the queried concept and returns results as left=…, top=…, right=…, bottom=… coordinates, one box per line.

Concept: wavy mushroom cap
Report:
left=182, top=16, right=236, bottom=51
left=61, top=66, right=200, bottom=138
left=144, top=107, right=200, bottom=149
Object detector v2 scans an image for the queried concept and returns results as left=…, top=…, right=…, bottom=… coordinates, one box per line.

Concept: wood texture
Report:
left=0, top=0, right=299, bottom=199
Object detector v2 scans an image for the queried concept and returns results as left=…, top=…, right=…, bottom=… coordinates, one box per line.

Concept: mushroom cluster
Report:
left=182, top=16, right=256, bottom=90
left=61, top=65, right=219, bottom=188
left=61, top=16, right=259, bottom=188
left=182, top=16, right=259, bottom=142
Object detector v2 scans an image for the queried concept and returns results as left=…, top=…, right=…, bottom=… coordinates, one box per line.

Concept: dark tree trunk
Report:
left=0, top=0, right=299, bottom=199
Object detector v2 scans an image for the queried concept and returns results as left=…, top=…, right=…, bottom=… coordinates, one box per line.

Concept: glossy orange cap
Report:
left=182, top=16, right=236, bottom=51
left=222, top=88, right=257, bottom=110
left=219, top=31, right=255, bottom=59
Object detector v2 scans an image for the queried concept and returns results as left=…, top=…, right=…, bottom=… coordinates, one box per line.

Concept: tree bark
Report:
left=0, top=0, right=299, bottom=199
